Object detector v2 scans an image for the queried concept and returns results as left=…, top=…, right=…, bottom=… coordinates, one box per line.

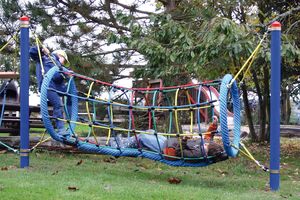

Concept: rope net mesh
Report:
left=40, top=66, right=240, bottom=167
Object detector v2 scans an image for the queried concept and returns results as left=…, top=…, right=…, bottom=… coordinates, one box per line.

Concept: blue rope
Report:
left=219, top=74, right=241, bottom=157
left=40, top=66, right=78, bottom=143
left=0, top=84, right=7, bottom=126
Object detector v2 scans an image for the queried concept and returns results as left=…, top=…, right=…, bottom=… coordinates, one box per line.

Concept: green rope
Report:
left=0, top=141, right=19, bottom=153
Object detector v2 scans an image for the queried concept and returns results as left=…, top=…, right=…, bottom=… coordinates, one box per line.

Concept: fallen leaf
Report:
left=103, top=157, right=117, bottom=163
left=168, top=177, right=182, bottom=184
left=216, top=168, right=228, bottom=176
left=76, top=160, right=83, bottom=166
left=52, top=171, right=58, bottom=175
left=136, top=163, right=150, bottom=169
left=104, top=184, right=112, bottom=191
left=1, top=167, right=8, bottom=171
left=68, top=186, right=79, bottom=191
left=0, top=150, right=7, bottom=154
left=280, top=194, right=291, bottom=199
left=133, top=168, right=139, bottom=172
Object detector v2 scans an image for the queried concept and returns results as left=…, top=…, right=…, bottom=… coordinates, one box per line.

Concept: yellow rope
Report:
left=106, top=129, right=111, bottom=145
left=35, top=35, right=62, bottom=70
left=105, top=89, right=115, bottom=145
left=228, top=32, right=267, bottom=88
left=30, top=131, right=52, bottom=151
left=85, top=81, right=99, bottom=145
left=239, top=45, right=260, bottom=84
left=231, top=143, right=256, bottom=162
left=185, top=90, right=193, bottom=133
left=0, top=33, right=18, bottom=52
left=35, top=36, right=46, bottom=76
left=30, top=137, right=52, bottom=151
left=12, top=35, right=19, bottom=69
left=239, top=142, right=256, bottom=161
left=231, top=142, right=269, bottom=171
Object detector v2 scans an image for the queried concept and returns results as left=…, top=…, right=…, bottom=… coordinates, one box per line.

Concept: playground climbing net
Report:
left=40, top=64, right=242, bottom=167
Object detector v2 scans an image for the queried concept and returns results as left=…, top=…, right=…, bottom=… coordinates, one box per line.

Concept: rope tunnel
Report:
left=40, top=66, right=241, bottom=167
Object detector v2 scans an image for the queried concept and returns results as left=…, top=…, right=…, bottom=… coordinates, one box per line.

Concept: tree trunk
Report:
left=251, top=69, right=266, bottom=142
left=281, top=83, right=291, bottom=124
left=241, top=83, right=257, bottom=142
left=287, top=96, right=291, bottom=124
left=281, top=85, right=287, bottom=123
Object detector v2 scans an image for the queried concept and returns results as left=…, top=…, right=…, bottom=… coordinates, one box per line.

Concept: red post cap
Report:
left=20, top=16, right=29, bottom=21
left=271, top=21, right=281, bottom=28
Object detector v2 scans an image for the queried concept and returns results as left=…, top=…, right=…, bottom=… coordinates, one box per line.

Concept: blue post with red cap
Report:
left=19, top=16, right=30, bottom=168
left=270, top=21, right=281, bottom=191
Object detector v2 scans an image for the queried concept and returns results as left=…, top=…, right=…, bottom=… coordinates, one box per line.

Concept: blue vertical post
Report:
left=270, top=21, right=281, bottom=191
left=20, top=16, right=30, bottom=168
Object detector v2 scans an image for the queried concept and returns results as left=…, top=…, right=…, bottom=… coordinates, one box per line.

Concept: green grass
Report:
left=0, top=138, right=300, bottom=200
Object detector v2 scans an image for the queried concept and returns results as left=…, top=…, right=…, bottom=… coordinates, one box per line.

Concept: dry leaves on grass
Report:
left=52, top=170, right=59, bottom=175
left=76, top=159, right=83, bottom=166
left=68, top=186, right=79, bottom=191
left=1, top=167, right=8, bottom=171
left=216, top=168, right=228, bottom=177
left=168, top=177, right=182, bottom=184
left=59, top=154, right=65, bottom=159
left=280, top=194, right=293, bottom=199
left=1, top=165, right=17, bottom=171
left=103, top=156, right=117, bottom=163
left=135, top=163, right=150, bottom=170
left=281, top=141, right=300, bottom=157
left=0, top=150, right=7, bottom=154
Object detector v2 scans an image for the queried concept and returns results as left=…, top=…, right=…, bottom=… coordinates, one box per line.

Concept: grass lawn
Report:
left=0, top=138, right=300, bottom=200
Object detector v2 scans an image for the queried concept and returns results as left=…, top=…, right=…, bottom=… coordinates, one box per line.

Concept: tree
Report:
left=0, top=0, right=299, bottom=142
left=0, top=0, right=20, bottom=72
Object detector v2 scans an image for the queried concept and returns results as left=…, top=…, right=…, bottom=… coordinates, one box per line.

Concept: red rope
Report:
left=64, top=71, right=218, bottom=91
left=130, top=90, right=142, bottom=149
